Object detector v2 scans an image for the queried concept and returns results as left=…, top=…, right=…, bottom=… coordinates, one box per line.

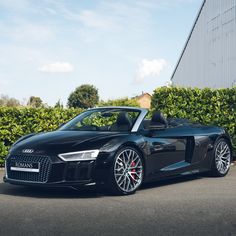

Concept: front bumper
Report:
left=3, top=175, right=94, bottom=187
left=4, top=153, right=111, bottom=187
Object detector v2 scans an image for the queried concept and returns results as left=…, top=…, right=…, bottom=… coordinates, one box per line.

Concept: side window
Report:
left=126, top=111, right=139, bottom=125
left=139, top=120, right=151, bottom=131
left=77, top=112, right=118, bottom=128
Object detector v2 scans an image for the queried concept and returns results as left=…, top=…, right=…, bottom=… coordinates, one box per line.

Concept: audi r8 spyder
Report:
left=3, top=107, right=233, bottom=195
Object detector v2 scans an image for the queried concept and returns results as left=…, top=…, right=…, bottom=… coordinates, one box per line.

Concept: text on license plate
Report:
left=10, top=161, right=40, bottom=173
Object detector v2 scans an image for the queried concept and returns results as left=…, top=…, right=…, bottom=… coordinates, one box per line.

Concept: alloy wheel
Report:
left=215, top=141, right=231, bottom=175
left=114, top=148, right=143, bottom=193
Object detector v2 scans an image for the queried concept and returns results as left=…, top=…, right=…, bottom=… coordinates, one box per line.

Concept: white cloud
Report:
left=45, top=7, right=57, bottom=15
left=38, top=62, right=74, bottom=73
left=55, top=1, right=149, bottom=34
left=135, top=0, right=199, bottom=10
left=135, top=59, right=167, bottom=83
left=60, top=8, right=120, bottom=32
left=78, top=10, right=117, bottom=30
left=0, top=0, right=30, bottom=12
left=0, top=21, right=54, bottom=43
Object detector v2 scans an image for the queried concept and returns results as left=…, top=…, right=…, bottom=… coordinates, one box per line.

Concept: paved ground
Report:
left=0, top=167, right=236, bottom=236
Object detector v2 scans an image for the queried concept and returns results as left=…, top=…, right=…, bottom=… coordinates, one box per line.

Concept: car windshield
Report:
left=59, top=108, right=141, bottom=132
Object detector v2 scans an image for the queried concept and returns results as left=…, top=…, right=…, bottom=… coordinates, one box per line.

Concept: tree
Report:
left=54, top=100, right=63, bottom=108
left=67, top=84, right=99, bottom=109
left=0, top=95, right=20, bottom=107
left=27, top=96, right=43, bottom=108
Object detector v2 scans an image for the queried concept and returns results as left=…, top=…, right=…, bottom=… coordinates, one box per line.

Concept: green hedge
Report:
left=0, top=87, right=235, bottom=166
left=0, top=107, right=83, bottom=165
left=99, top=97, right=139, bottom=107
left=151, top=87, right=236, bottom=153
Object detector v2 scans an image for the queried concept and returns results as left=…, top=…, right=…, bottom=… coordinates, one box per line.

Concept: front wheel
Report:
left=210, top=138, right=232, bottom=177
left=109, top=147, right=144, bottom=195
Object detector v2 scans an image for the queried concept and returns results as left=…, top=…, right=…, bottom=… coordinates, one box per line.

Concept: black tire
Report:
left=108, top=147, right=144, bottom=195
left=210, top=138, right=232, bottom=177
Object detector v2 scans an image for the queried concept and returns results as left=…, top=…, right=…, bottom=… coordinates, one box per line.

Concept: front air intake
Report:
left=6, top=155, right=51, bottom=183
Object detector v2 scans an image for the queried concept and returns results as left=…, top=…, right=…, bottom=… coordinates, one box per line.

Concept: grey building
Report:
left=171, top=0, right=236, bottom=88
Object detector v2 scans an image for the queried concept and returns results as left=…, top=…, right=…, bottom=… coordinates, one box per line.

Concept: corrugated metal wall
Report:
left=171, top=0, right=236, bottom=88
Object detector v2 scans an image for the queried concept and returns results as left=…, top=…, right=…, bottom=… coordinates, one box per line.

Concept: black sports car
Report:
left=3, top=107, right=232, bottom=195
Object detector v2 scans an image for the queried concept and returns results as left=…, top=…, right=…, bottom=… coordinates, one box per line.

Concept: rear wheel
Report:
left=210, top=138, right=231, bottom=177
left=109, top=147, right=144, bottom=195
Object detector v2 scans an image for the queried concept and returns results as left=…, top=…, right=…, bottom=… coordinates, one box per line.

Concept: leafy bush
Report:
left=99, top=97, right=139, bottom=107
left=0, top=107, right=83, bottom=163
left=0, top=87, right=235, bottom=165
left=151, top=87, right=236, bottom=154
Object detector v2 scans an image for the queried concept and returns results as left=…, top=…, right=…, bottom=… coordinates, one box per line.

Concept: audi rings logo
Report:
left=22, top=149, right=34, bottom=154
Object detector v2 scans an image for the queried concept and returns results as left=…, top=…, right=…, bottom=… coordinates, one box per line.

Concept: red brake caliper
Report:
left=130, top=161, right=136, bottom=181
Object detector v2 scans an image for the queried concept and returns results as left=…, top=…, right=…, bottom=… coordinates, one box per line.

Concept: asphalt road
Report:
left=0, top=167, right=236, bottom=236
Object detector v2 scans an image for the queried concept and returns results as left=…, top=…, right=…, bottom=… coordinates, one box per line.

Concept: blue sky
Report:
left=0, top=0, right=202, bottom=106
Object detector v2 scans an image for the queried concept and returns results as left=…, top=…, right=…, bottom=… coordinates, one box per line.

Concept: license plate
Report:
left=10, top=161, right=40, bottom=173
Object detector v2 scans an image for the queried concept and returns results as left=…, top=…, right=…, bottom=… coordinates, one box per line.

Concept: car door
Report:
left=143, top=127, right=194, bottom=180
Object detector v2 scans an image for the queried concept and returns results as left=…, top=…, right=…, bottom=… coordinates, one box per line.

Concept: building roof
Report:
left=135, top=93, right=152, bottom=99
left=171, top=0, right=206, bottom=81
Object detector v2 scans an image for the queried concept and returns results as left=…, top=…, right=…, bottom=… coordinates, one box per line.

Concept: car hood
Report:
left=11, top=131, right=128, bottom=155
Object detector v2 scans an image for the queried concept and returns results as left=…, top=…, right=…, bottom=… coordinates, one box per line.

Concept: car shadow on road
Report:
left=141, top=173, right=204, bottom=190
left=0, top=174, right=204, bottom=199
left=0, top=183, right=104, bottom=199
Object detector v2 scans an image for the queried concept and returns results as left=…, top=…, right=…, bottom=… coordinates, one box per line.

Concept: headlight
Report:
left=58, top=150, right=99, bottom=162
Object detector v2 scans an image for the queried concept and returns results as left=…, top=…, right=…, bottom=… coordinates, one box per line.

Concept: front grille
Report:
left=7, top=155, right=51, bottom=183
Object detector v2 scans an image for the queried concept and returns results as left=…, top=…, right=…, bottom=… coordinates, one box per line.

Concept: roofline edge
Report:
left=170, top=0, right=206, bottom=81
